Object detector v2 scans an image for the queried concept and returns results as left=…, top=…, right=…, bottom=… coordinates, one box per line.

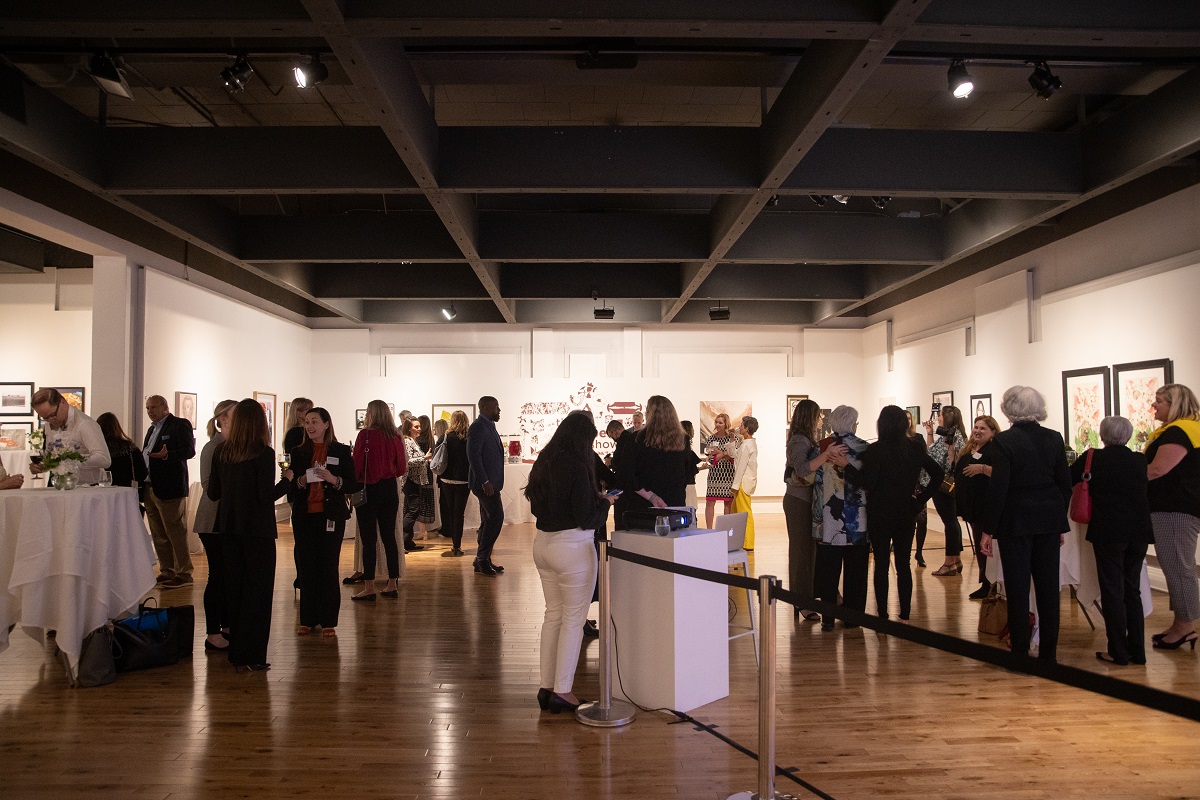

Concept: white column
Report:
left=89, top=256, right=142, bottom=432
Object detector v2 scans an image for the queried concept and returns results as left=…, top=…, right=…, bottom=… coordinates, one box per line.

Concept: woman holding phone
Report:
left=925, top=405, right=968, bottom=576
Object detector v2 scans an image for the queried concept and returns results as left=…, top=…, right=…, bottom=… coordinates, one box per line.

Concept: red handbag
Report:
left=1068, top=448, right=1094, bottom=524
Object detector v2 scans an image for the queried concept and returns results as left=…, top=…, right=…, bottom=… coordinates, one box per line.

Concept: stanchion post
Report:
left=577, top=537, right=637, bottom=727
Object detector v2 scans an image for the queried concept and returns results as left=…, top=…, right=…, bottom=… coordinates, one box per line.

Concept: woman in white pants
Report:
left=524, top=412, right=615, bottom=714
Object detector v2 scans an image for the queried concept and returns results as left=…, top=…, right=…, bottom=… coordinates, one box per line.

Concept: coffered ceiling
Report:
left=1, top=2, right=1199, bottom=325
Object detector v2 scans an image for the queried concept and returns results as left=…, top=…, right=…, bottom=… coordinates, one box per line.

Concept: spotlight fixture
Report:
left=593, top=305, right=615, bottom=320
left=709, top=303, right=731, bottom=322
left=294, top=55, right=329, bottom=89
left=832, top=194, right=850, bottom=205
left=441, top=303, right=457, bottom=321
left=947, top=59, right=974, bottom=99
left=767, top=195, right=780, bottom=207
left=221, top=55, right=255, bottom=93
left=808, top=194, right=829, bottom=207
left=86, top=51, right=133, bottom=99
left=1027, top=61, right=1063, bottom=99
left=871, top=196, right=892, bottom=209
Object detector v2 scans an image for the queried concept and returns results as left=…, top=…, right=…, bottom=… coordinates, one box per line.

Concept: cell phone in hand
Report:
left=930, top=401, right=942, bottom=420
left=605, top=489, right=623, bottom=497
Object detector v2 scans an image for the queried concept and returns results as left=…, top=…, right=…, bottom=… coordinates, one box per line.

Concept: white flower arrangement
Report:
left=43, top=439, right=85, bottom=475
left=28, top=427, right=45, bottom=451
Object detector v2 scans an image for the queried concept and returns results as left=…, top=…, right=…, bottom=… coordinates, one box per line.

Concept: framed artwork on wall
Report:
left=253, top=391, right=276, bottom=448
left=969, top=394, right=992, bottom=420
left=905, top=406, right=921, bottom=426
left=931, top=390, right=954, bottom=410
left=432, top=404, right=476, bottom=425
left=0, top=382, right=34, bottom=416
left=175, top=392, right=198, bottom=429
left=786, top=394, right=808, bottom=424
left=816, top=409, right=832, bottom=442
left=1062, top=367, right=1111, bottom=453
left=54, top=387, right=86, bottom=412
left=1113, top=358, right=1174, bottom=451
left=698, top=400, right=752, bottom=442
left=355, top=409, right=367, bottom=430
left=0, top=422, right=33, bottom=449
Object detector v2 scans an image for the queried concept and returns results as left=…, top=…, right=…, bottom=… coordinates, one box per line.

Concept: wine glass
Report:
left=98, top=470, right=113, bottom=487
left=29, top=454, right=44, bottom=483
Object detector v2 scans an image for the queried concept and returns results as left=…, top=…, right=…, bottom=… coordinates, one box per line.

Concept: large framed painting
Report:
left=969, top=394, right=992, bottom=420
left=1113, top=358, right=1174, bottom=451
left=931, top=390, right=954, bottom=410
left=175, top=391, right=198, bottom=430
left=0, top=382, right=34, bottom=416
left=1062, top=367, right=1111, bottom=452
left=432, top=403, right=476, bottom=426
left=699, top=400, right=752, bottom=442
left=786, top=394, right=808, bottom=424
left=253, top=391, right=277, bottom=448
left=54, top=387, right=86, bottom=412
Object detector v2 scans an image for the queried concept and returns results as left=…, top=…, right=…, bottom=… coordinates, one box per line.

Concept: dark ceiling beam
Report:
left=694, top=264, right=869, bottom=301
left=501, top=263, right=681, bottom=299
left=670, top=299, right=825, bottom=326
left=307, top=263, right=493, bottom=299
left=478, top=212, right=709, bottom=262
left=0, top=1, right=318, bottom=37
left=239, top=212, right=465, bottom=262
left=105, top=128, right=420, bottom=195
left=783, top=128, right=1081, bottom=199
left=908, top=4, right=1200, bottom=48
left=662, top=0, right=934, bottom=323
left=439, top=127, right=757, bottom=193
left=0, top=224, right=42, bottom=272
left=727, top=214, right=942, bottom=264
left=0, top=62, right=103, bottom=186
left=302, top=0, right=515, bottom=323
left=362, top=298, right=508, bottom=325
left=514, top=299, right=667, bottom=326
left=125, top=195, right=240, bottom=257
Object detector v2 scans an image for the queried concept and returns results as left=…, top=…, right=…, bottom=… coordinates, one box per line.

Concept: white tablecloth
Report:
left=1, top=450, right=33, bottom=481
left=463, top=461, right=533, bottom=528
left=0, top=486, right=156, bottom=680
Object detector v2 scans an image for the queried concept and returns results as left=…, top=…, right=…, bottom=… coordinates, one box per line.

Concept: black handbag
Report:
left=112, top=599, right=194, bottom=671
left=69, top=624, right=116, bottom=688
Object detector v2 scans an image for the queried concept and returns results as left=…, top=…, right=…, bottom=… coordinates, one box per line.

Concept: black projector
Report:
left=621, top=507, right=696, bottom=532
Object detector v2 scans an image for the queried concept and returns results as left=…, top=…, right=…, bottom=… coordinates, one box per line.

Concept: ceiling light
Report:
left=86, top=51, right=133, bottom=99
left=832, top=194, right=850, bottom=205
left=709, top=304, right=730, bottom=322
left=808, top=194, right=828, bottom=207
left=767, top=195, right=780, bottom=207
left=593, top=306, right=615, bottom=320
left=221, top=55, right=255, bottom=92
left=294, top=55, right=328, bottom=89
left=871, top=196, right=892, bottom=209
left=947, top=59, right=974, bottom=99
left=441, top=303, right=457, bottom=321
left=1028, top=61, right=1063, bottom=99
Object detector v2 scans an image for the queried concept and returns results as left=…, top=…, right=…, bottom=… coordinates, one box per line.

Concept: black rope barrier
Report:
left=607, top=543, right=1200, bottom=724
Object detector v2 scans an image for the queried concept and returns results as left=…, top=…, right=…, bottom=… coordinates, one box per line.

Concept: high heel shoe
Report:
left=537, top=688, right=552, bottom=710
left=546, top=693, right=582, bottom=714
left=931, top=563, right=961, bottom=577
left=1152, top=632, right=1198, bottom=650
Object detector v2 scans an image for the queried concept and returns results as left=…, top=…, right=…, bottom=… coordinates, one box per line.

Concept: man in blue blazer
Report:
left=144, top=395, right=197, bottom=588
left=467, top=395, right=505, bottom=577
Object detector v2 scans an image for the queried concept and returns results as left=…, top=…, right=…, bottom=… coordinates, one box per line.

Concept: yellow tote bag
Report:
left=731, top=487, right=755, bottom=550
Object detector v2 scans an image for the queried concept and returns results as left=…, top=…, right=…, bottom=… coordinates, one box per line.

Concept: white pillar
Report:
left=89, top=256, right=143, bottom=432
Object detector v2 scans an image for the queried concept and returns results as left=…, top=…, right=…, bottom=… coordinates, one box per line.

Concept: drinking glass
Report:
left=29, top=454, right=44, bottom=483
left=98, top=470, right=113, bottom=487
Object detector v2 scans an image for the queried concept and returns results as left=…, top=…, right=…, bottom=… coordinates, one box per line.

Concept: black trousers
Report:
left=439, top=481, right=470, bottom=549
left=401, top=479, right=422, bottom=548
left=869, top=508, right=917, bottom=620
left=474, top=488, right=505, bottom=562
left=814, top=543, right=869, bottom=626
left=356, top=479, right=400, bottom=579
left=967, top=521, right=989, bottom=586
left=914, top=507, right=927, bottom=557
left=998, top=532, right=1061, bottom=661
left=197, top=532, right=227, bottom=635
left=221, top=535, right=276, bottom=667
left=932, top=491, right=963, bottom=556
left=294, top=512, right=345, bottom=629
left=1093, top=540, right=1149, bottom=663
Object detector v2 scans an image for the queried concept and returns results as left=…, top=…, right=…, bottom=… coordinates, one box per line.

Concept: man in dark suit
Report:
left=144, top=394, right=197, bottom=588
left=466, top=395, right=505, bottom=577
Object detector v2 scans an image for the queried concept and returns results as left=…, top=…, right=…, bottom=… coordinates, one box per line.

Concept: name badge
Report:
left=326, top=520, right=336, bottom=532
left=326, top=456, right=339, bottom=465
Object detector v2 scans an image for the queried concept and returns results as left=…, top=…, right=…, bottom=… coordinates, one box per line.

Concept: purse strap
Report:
left=1081, top=447, right=1094, bottom=482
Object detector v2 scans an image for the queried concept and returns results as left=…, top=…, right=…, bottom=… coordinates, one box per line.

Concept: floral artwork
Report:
left=1114, top=359, right=1174, bottom=452
left=1062, top=367, right=1111, bottom=454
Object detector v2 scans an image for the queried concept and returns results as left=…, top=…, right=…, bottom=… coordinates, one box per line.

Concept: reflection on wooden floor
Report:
left=1, top=514, right=1198, bottom=799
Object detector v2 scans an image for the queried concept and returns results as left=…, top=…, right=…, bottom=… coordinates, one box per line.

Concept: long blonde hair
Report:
left=364, top=399, right=398, bottom=437
left=641, top=395, right=685, bottom=451
left=450, top=409, right=470, bottom=437
left=206, top=399, right=238, bottom=438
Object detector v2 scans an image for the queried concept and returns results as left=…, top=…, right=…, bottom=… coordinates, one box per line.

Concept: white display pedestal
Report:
left=610, top=527, right=729, bottom=713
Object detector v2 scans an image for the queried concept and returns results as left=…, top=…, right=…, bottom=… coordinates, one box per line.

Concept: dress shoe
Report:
left=473, top=559, right=497, bottom=577
left=546, top=693, right=582, bottom=714
left=968, top=584, right=991, bottom=600
left=488, top=560, right=504, bottom=573
left=203, top=637, right=230, bottom=652
left=582, top=620, right=599, bottom=638
left=381, top=589, right=399, bottom=598
left=1152, top=632, right=1198, bottom=650
left=342, top=572, right=365, bottom=585
left=351, top=592, right=376, bottom=602
left=537, top=688, right=552, bottom=710
left=162, top=575, right=193, bottom=589
left=404, top=543, right=424, bottom=552
left=155, top=573, right=172, bottom=584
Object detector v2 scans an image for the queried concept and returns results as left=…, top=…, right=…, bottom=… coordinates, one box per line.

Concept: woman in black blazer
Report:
left=983, top=386, right=1072, bottom=663
left=208, top=399, right=290, bottom=671
left=288, top=407, right=360, bottom=636
left=1072, top=416, right=1153, bottom=665
left=954, top=415, right=1000, bottom=600
left=437, top=410, right=472, bottom=557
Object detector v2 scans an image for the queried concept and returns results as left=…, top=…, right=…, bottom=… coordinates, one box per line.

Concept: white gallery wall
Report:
left=0, top=269, right=93, bottom=400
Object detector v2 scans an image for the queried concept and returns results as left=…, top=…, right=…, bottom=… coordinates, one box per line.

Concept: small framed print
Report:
left=931, top=390, right=954, bottom=409
left=355, top=409, right=367, bottom=430
left=175, top=392, right=198, bottom=429
left=432, top=404, right=476, bottom=425
left=786, top=394, right=808, bottom=424
left=969, top=394, right=992, bottom=420
left=1113, top=358, right=1174, bottom=451
left=54, top=387, right=86, bottom=412
left=253, top=391, right=277, bottom=447
left=0, top=382, right=34, bottom=416
left=905, top=406, right=921, bottom=426
left=1062, top=367, right=1111, bottom=453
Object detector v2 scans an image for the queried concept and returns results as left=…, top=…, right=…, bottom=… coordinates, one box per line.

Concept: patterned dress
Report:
left=702, top=433, right=741, bottom=499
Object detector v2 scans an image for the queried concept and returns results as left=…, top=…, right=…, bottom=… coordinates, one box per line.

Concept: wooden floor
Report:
left=2, top=514, right=1199, bottom=799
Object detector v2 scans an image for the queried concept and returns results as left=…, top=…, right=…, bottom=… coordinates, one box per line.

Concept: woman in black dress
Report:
left=288, top=407, right=359, bottom=636
left=438, top=410, right=472, bottom=557
left=193, top=399, right=237, bottom=653
left=955, top=415, right=1000, bottom=600
left=207, top=398, right=290, bottom=671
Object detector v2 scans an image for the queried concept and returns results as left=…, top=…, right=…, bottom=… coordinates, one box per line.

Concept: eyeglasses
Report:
left=36, top=401, right=61, bottom=421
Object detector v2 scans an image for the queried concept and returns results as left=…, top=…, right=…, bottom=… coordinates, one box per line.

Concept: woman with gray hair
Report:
left=1145, top=383, right=1200, bottom=651
left=982, top=386, right=1072, bottom=662
left=1071, top=415, right=1152, bottom=664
